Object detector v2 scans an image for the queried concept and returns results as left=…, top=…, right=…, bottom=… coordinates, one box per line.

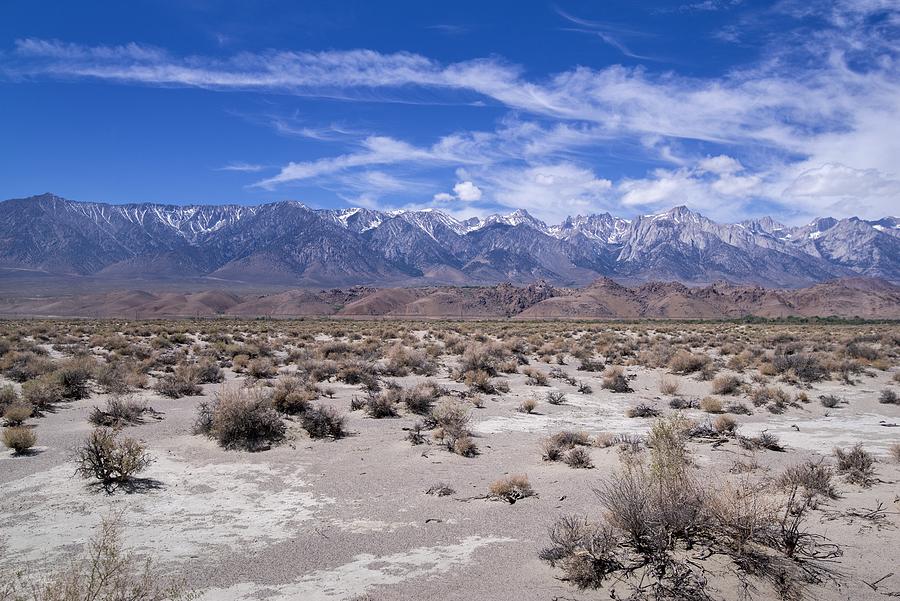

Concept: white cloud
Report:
left=217, top=162, right=265, bottom=172
left=452, top=181, right=482, bottom=201
left=7, top=0, right=899, bottom=222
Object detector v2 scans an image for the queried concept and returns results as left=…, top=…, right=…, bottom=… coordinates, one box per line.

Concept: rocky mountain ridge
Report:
left=1, top=193, right=897, bottom=288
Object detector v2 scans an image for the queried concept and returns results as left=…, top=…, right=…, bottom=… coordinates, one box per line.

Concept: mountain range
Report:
left=1, top=193, right=898, bottom=289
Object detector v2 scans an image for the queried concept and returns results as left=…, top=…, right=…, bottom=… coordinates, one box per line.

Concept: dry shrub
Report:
left=75, top=427, right=154, bottom=487
left=546, top=390, right=566, bottom=405
left=878, top=389, right=899, bottom=405
left=776, top=460, right=838, bottom=502
left=489, top=474, right=535, bottom=503
left=384, top=343, right=436, bottom=376
left=0, top=350, right=54, bottom=382
left=3, top=402, right=32, bottom=426
left=301, top=405, right=346, bottom=439
left=602, top=366, right=632, bottom=393
left=364, top=390, right=399, bottom=418
left=772, top=351, right=825, bottom=382
left=246, top=357, right=277, bottom=379
left=564, top=447, right=594, bottom=469
left=7, top=515, right=191, bottom=601
left=711, top=374, right=742, bottom=395
left=738, top=431, right=784, bottom=451
left=89, top=395, right=146, bottom=428
left=153, top=363, right=202, bottom=398
left=0, top=384, right=19, bottom=411
left=542, top=410, right=837, bottom=599
left=55, top=356, right=96, bottom=399
left=578, top=358, right=604, bottom=372
left=3, top=426, right=36, bottom=455
left=194, top=385, right=285, bottom=451
left=658, top=375, right=680, bottom=395
left=833, top=444, right=876, bottom=487
left=22, top=375, right=63, bottom=409
left=402, top=381, right=442, bottom=414
left=271, top=376, right=318, bottom=414
left=668, top=349, right=709, bottom=374
left=819, top=394, right=842, bottom=408
left=431, top=398, right=475, bottom=455
left=699, top=396, right=724, bottom=414
left=625, top=403, right=659, bottom=418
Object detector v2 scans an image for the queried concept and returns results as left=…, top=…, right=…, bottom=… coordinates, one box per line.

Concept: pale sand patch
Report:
left=740, top=412, right=900, bottom=456
left=0, top=454, right=334, bottom=569
left=199, top=535, right=515, bottom=601
left=473, top=393, right=652, bottom=435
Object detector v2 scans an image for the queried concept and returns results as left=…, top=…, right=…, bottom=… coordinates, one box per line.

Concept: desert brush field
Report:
left=1, top=318, right=899, bottom=601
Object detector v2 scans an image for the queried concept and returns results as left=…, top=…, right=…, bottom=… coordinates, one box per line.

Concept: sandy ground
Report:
left=2, top=346, right=899, bottom=600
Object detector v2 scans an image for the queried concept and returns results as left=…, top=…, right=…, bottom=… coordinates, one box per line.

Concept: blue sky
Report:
left=1, top=0, right=898, bottom=224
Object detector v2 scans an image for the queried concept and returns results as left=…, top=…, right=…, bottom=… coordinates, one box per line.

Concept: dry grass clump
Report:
left=699, top=396, right=724, bottom=414
left=711, top=374, right=742, bottom=395
left=3, top=426, right=36, bottom=455
left=489, top=474, right=535, bottom=503
left=738, top=431, right=784, bottom=452
left=75, top=427, right=154, bottom=488
left=667, top=349, right=710, bottom=374
left=833, top=444, right=876, bottom=487
left=601, top=366, right=632, bottom=393
left=542, top=430, right=591, bottom=461
left=194, top=385, right=286, bottom=451
left=522, top=366, right=549, bottom=386
left=518, top=397, right=538, bottom=414
left=5, top=515, right=192, bottom=601
left=712, top=414, right=737, bottom=434
left=889, top=442, right=900, bottom=463
left=431, top=398, right=476, bottom=456
left=750, top=385, right=790, bottom=413
left=658, top=375, right=680, bottom=395
left=89, top=395, right=147, bottom=428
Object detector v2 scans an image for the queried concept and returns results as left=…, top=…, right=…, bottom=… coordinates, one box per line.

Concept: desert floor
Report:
left=1, top=321, right=899, bottom=601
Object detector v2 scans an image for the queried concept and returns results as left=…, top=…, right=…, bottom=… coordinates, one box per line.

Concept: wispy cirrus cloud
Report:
left=6, top=0, right=899, bottom=223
